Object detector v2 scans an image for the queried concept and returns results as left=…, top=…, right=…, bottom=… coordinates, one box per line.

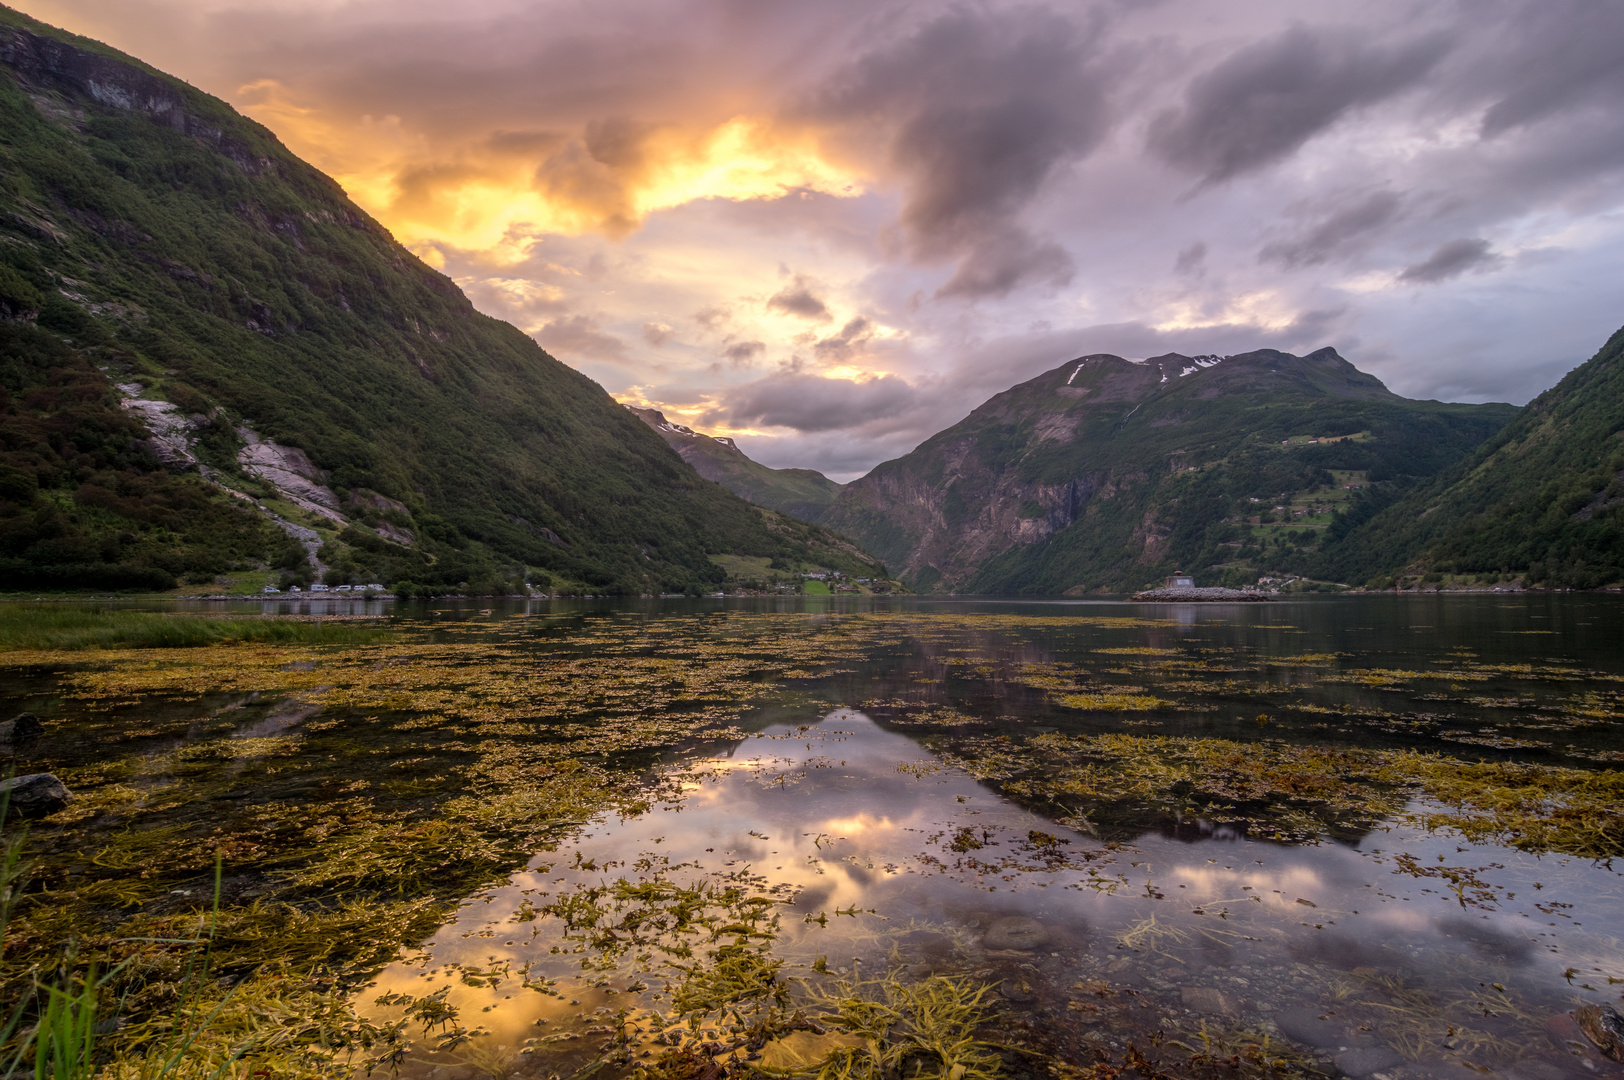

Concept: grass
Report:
left=0, top=604, right=391, bottom=652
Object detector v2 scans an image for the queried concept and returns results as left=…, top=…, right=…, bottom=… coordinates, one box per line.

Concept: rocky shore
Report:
left=1130, top=587, right=1272, bottom=602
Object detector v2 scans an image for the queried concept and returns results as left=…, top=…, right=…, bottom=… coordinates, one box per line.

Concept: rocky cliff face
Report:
left=822, top=349, right=1516, bottom=593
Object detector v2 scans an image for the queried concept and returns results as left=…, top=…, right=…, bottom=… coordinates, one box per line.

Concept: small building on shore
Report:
left=1165, top=572, right=1195, bottom=588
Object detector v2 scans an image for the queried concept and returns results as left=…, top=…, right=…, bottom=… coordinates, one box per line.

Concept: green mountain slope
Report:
left=625, top=405, right=843, bottom=521
left=1312, top=324, right=1624, bottom=590
left=0, top=7, right=883, bottom=594
left=821, top=349, right=1518, bottom=593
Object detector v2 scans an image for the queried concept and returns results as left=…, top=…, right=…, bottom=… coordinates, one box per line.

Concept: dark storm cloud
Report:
left=766, top=276, right=832, bottom=321
left=809, top=7, right=1112, bottom=297
left=1475, top=0, right=1624, bottom=137
left=711, top=373, right=915, bottom=434
left=1259, top=191, right=1404, bottom=268
left=936, top=231, right=1073, bottom=300
left=1149, top=26, right=1448, bottom=185
left=1399, top=238, right=1499, bottom=284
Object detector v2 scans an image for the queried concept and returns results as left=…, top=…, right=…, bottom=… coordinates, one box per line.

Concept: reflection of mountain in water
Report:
left=360, top=702, right=1624, bottom=1080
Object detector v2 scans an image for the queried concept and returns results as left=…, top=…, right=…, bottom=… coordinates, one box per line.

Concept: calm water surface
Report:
left=12, top=594, right=1624, bottom=1080
left=339, top=594, right=1624, bottom=1080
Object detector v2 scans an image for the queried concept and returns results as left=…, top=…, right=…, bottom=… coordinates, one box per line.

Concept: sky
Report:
left=18, top=0, right=1624, bottom=480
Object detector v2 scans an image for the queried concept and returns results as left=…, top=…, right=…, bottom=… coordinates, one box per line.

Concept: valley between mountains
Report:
left=638, top=335, right=1624, bottom=594
left=1, top=2, right=1620, bottom=598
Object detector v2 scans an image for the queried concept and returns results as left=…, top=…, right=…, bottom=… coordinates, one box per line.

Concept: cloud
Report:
left=766, top=275, right=832, bottom=320
left=721, top=340, right=765, bottom=366
left=1398, top=238, right=1499, bottom=283
left=1476, top=0, right=1624, bottom=137
left=1149, top=26, right=1448, bottom=185
left=809, top=7, right=1110, bottom=297
left=692, top=305, right=730, bottom=330
left=936, top=230, right=1073, bottom=300
left=533, top=314, right=629, bottom=362
left=813, top=317, right=875, bottom=362
left=1173, top=241, right=1207, bottom=276
left=1259, top=191, right=1403, bottom=268
left=711, top=373, right=916, bottom=433
left=41, top=0, right=1624, bottom=479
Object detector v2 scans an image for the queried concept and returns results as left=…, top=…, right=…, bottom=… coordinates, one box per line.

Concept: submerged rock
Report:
left=1001, top=976, right=1037, bottom=1003
left=1181, top=986, right=1239, bottom=1016
left=0, top=712, right=44, bottom=742
left=1576, top=1002, right=1624, bottom=1062
left=1274, top=1005, right=1345, bottom=1049
left=982, top=916, right=1049, bottom=951
left=0, top=773, right=73, bottom=818
left=1334, top=1046, right=1403, bottom=1077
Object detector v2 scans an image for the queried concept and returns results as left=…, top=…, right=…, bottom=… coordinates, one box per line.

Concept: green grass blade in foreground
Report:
left=0, top=605, right=392, bottom=651
left=1, top=785, right=37, bottom=1076
left=34, top=968, right=98, bottom=1080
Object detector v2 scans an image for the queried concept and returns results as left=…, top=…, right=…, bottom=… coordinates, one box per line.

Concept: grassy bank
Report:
left=0, top=604, right=390, bottom=652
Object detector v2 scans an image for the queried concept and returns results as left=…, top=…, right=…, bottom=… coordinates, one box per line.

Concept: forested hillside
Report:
left=0, top=7, right=883, bottom=594
left=1309, top=323, right=1624, bottom=589
left=626, top=406, right=843, bottom=521
left=822, top=349, right=1517, bottom=593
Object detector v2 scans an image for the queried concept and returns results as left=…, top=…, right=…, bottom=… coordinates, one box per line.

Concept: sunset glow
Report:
left=243, top=79, right=863, bottom=254
left=21, top=0, right=1624, bottom=480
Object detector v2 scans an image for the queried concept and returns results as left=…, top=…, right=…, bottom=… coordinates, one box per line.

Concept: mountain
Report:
left=820, top=348, right=1519, bottom=593
left=625, top=405, right=843, bottom=521
left=0, top=7, right=885, bottom=595
left=1312, top=324, right=1624, bottom=590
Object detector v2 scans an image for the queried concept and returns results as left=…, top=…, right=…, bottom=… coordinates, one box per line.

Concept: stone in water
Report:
left=982, top=916, right=1049, bottom=950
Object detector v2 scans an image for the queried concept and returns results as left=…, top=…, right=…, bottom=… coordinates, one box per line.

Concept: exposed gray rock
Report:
left=0, top=773, right=73, bottom=819
left=374, top=522, right=415, bottom=547
left=982, top=916, right=1049, bottom=951
left=236, top=429, right=348, bottom=525
left=119, top=394, right=198, bottom=471
left=0, top=712, right=44, bottom=742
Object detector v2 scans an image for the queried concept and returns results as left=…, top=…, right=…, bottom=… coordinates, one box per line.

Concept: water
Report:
left=4, top=594, right=1622, bottom=1080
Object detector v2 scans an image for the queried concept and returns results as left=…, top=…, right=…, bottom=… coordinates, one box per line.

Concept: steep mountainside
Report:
left=625, top=405, right=843, bottom=521
left=822, top=348, right=1518, bottom=593
left=1312, top=324, right=1624, bottom=589
left=0, top=7, right=883, bottom=594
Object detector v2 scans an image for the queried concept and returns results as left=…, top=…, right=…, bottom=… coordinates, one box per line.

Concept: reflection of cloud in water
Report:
left=1168, top=863, right=1327, bottom=910
left=357, top=704, right=1624, bottom=1079
left=819, top=813, right=896, bottom=836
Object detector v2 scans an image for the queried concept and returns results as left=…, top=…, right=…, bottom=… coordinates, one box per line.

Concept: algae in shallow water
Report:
left=2, top=605, right=1621, bottom=1080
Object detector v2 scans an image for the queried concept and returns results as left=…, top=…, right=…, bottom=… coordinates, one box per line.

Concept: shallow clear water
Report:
left=6, top=593, right=1623, bottom=1080
left=364, top=701, right=1624, bottom=1080
left=339, top=594, right=1624, bottom=1080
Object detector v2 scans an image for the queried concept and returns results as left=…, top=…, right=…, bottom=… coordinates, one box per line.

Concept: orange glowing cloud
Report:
left=238, top=79, right=863, bottom=257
